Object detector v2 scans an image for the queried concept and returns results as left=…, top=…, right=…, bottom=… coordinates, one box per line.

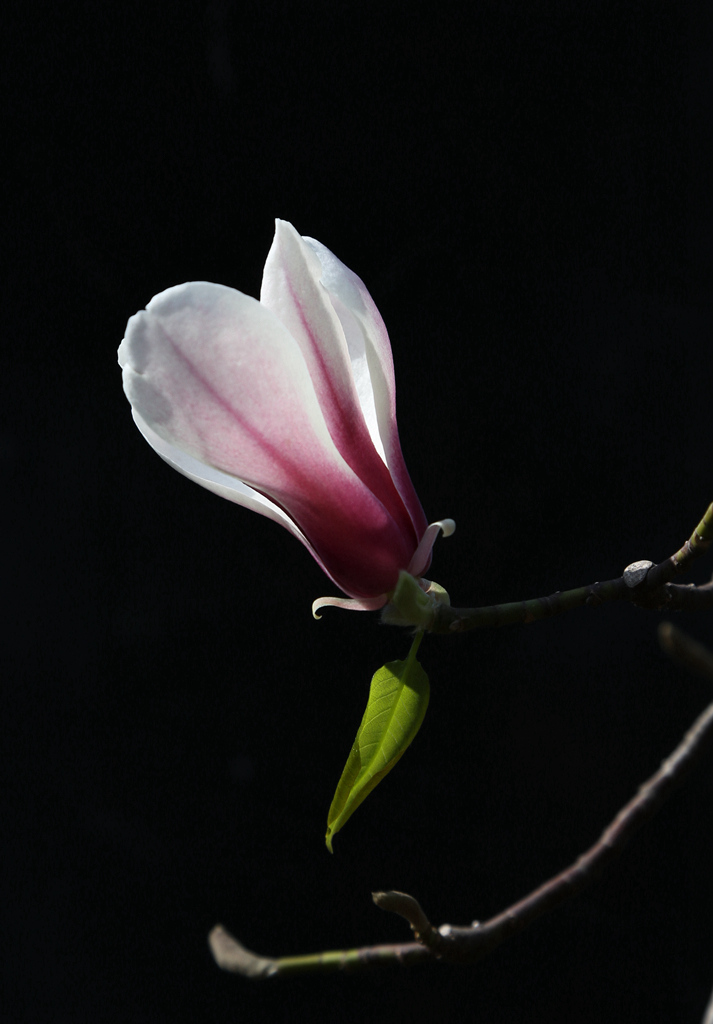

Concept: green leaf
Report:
left=325, top=632, right=429, bottom=852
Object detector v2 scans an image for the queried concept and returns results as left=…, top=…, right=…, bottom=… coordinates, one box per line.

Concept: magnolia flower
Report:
left=118, top=220, right=454, bottom=616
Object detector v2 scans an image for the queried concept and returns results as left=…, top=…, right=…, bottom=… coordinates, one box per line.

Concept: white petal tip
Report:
left=435, top=518, right=456, bottom=537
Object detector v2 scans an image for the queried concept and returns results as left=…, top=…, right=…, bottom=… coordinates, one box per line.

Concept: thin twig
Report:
left=207, top=924, right=431, bottom=976
left=208, top=625, right=713, bottom=977
left=429, top=502, right=713, bottom=633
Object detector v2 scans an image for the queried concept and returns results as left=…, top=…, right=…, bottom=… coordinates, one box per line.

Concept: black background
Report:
left=6, top=1, right=713, bottom=1021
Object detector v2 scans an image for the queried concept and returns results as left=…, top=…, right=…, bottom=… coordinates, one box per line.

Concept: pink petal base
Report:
left=312, top=518, right=455, bottom=618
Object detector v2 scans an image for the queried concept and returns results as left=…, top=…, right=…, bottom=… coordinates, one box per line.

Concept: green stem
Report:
left=407, top=629, right=424, bottom=663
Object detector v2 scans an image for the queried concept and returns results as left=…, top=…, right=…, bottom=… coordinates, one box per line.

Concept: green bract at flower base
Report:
left=381, top=570, right=452, bottom=630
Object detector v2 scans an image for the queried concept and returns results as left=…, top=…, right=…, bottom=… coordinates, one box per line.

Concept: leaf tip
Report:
left=325, top=829, right=334, bottom=854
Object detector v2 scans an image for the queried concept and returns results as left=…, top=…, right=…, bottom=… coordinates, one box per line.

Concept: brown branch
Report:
left=209, top=625, right=713, bottom=977
left=428, top=502, right=713, bottom=633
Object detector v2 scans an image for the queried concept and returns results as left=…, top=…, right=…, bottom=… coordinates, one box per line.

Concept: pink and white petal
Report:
left=301, top=233, right=397, bottom=429
left=303, top=234, right=428, bottom=539
left=128, top=407, right=311, bottom=544
left=260, top=222, right=417, bottom=543
left=119, top=281, right=340, bottom=494
left=120, top=282, right=416, bottom=599
left=260, top=221, right=368, bottom=456
left=131, top=411, right=401, bottom=599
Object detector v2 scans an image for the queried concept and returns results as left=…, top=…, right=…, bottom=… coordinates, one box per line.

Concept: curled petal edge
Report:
left=407, top=519, right=456, bottom=579
left=312, top=594, right=389, bottom=619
